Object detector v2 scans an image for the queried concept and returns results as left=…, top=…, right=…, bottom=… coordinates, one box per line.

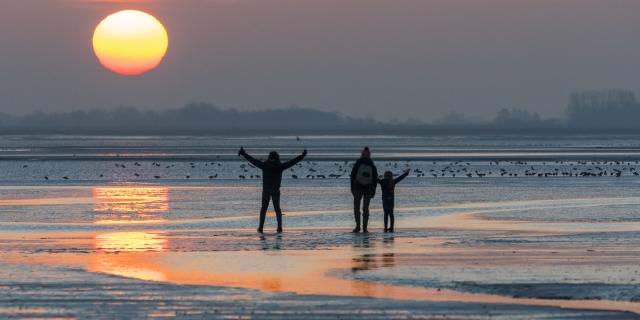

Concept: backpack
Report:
left=356, top=163, right=374, bottom=186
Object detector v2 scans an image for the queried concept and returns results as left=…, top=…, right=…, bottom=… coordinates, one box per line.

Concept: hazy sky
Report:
left=1, top=0, right=640, bottom=121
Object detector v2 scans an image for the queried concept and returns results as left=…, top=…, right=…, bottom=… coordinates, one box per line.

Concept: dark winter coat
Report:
left=377, top=171, right=409, bottom=200
left=241, top=153, right=305, bottom=190
left=350, top=157, right=378, bottom=197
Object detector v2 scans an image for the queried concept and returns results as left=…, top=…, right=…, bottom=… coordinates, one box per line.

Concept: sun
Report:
left=92, top=10, right=169, bottom=76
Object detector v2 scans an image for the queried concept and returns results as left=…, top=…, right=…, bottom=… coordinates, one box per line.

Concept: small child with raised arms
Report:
left=377, top=169, right=410, bottom=232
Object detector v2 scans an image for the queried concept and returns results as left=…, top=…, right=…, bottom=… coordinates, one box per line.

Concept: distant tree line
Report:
left=565, top=90, right=640, bottom=129
left=0, top=103, right=382, bottom=135
left=432, top=89, right=640, bottom=133
left=1, top=90, right=639, bottom=134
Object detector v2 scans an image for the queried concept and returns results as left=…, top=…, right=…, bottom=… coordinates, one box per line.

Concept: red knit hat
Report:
left=361, top=147, right=371, bottom=158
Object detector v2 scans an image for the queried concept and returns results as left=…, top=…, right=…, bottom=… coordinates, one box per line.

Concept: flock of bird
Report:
left=25, top=159, right=640, bottom=181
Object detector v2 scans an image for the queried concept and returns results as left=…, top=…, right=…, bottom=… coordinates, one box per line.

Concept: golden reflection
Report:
left=95, top=232, right=168, bottom=253
left=92, top=187, right=169, bottom=224
left=91, top=232, right=168, bottom=282
left=261, top=277, right=283, bottom=291
left=15, top=233, right=640, bottom=314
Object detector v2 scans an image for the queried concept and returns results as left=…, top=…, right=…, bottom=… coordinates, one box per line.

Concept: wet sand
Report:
left=2, top=191, right=640, bottom=318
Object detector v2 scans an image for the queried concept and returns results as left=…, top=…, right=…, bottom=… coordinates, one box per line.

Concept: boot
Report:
left=362, top=214, right=369, bottom=233
left=353, top=213, right=361, bottom=233
left=258, top=211, right=266, bottom=234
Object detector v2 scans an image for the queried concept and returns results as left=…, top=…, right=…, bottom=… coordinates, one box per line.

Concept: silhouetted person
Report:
left=239, top=147, right=307, bottom=233
left=350, top=147, right=378, bottom=233
left=377, top=169, right=410, bottom=232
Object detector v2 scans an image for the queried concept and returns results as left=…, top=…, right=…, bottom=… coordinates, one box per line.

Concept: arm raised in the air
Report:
left=238, top=147, right=266, bottom=170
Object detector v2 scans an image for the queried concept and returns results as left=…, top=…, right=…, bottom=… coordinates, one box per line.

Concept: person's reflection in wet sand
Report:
left=351, top=233, right=375, bottom=273
left=351, top=253, right=376, bottom=273
left=382, top=234, right=396, bottom=268
left=259, top=233, right=283, bottom=251
left=351, top=234, right=396, bottom=272
left=382, top=234, right=395, bottom=248
left=352, top=233, right=372, bottom=249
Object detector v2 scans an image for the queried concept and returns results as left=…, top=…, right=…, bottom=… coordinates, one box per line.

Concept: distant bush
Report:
left=2, top=90, right=640, bottom=134
left=566, top=90, right=640, bottom=129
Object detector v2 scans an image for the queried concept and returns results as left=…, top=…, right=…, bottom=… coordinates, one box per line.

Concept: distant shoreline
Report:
left=3, top=128, right=640, bottom=135
left=5, top=152, right=640, bottom=162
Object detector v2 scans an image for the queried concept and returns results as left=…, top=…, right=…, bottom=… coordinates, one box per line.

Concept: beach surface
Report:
left=1, top=135, right=640, bottom=319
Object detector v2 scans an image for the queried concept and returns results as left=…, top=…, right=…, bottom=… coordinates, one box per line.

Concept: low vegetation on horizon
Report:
left=1, top=90, right=639, bottom=135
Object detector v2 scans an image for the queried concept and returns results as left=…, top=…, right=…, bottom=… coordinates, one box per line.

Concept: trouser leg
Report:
left=383, top=199, right=390, bottom=230
left=389, top=198, right=395, bottom=231
left=362, top=195, right=371, bottom=232
left=272, top=190, right=282, bottom=231
left=353, top=192, right=362, bottom=231
left=383, top=211, right=389, bottom=230
left=259, top=189, right=270, bottom=231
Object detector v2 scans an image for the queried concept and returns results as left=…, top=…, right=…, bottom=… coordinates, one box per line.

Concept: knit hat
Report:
left=361, top=147, right=371, bottom=158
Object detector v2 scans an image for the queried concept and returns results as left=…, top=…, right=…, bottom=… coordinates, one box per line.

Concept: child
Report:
left=377, top=169, right=410, bottom=232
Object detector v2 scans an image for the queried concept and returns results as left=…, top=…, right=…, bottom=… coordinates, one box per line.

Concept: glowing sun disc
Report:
left=92, top=10, right=169, bottom=76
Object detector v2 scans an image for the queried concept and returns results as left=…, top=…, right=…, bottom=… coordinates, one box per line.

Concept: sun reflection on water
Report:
left=92, top=187, right=169, bottom=224
left=95, top=232, right=168, bottom=253
left=91, top=232, right=169, bottom=282
left=90, top=187, right=171, bottom=281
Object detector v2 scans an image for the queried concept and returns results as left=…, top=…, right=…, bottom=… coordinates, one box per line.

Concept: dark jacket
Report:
left=377, top=171, right=409, bottom=199
left=241, top=152, right=305, bottom=190
left=350, top=157, right=378, bottom=197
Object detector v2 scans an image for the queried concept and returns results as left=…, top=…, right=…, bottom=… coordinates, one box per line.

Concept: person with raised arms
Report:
left=238, top=147, right=307, bottom=233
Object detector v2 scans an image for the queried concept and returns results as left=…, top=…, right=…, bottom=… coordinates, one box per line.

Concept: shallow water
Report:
left=2, top=135, right=640, bottom=318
